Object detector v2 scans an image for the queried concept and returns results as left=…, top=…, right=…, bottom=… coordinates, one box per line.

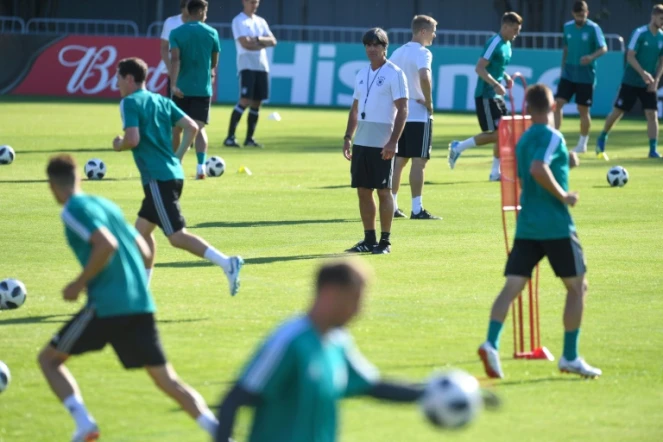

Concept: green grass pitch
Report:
left=0, top=99, right=662, bottom=441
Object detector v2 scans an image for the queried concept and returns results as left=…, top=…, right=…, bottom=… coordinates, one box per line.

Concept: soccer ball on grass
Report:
left=205, top=156, right=226, bottom=177
left=0, top=361, right=10, bottom=393
left=420, top=369, right=484, bottom=429
left=0, top=145, right=15, bottom=165
left=0, top=278, right=27, bottom=309
left=606, top=166, right=628, bottom=187
left=84, top=158, right=107, bottom=180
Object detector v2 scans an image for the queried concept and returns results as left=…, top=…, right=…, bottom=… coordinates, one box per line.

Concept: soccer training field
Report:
left=0, top=99, right=661, bottom=441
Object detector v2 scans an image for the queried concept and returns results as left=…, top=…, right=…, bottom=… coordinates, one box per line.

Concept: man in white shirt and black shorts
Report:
left=389, top=15, right=441, bottom=220
left=343, top=28, right=409, bottom=255
left=224, top=0, right=277, bottom=148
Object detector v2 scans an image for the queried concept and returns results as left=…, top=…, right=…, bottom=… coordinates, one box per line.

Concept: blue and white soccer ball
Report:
left=205, top=156, right=226, bottom=177
left=420, top=369, right=483, bottom=429
left=0, top=361, right=10, bottom=393
left=0, top=278, right=27, bottom=310
left=0, top=145, right=15, bottom=165
left=84, top=158, right=107, bottom=180
left=606, top=165, right=629, bottom=187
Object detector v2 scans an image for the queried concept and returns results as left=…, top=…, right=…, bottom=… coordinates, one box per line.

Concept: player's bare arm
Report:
left=476, top=58, right=506, bottom=95
left=382, top=98, right=408, bottom=160
left=169, top=47, right=183, bottom=97
left=580, top=45, right=607, bottom=65
left=417, top=68, right=434, bottom=114
left=174, top=115, right=199, bottom=160
left=237, top=36, right=263, bottom=51
left=626, top=49, right=654, bottom=84
left=211, top=51, right=219, bottom=79
left=256, top=33, right=277, bottom=48
left=113, top=127, right=140, bottom=152
left=343, top=99, right=359, bottom=160
left=160, top=39, right=172, bottom=76
left=63, top=228, right=118, bottom=301
left=530, top=160, right=578, bottom=206
left=569, top=151, right=580, bottom=168
left=650, top=55, right=663, bottom=92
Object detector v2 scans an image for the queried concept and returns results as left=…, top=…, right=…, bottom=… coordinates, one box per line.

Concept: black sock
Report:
left=380, top=232, right=391, bottom=243
left=364, top=230, right=377, bottom=245
left=227, top=104, right=246, bottom=138
left=247, top=107, right=260, bottom=140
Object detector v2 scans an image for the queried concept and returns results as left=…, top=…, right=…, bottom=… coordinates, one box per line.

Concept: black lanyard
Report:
left=361, top=64, right=384, bottom=120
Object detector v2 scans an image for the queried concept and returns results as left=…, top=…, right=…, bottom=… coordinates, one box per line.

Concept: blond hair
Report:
left=412, top=15, right=437, bottom=34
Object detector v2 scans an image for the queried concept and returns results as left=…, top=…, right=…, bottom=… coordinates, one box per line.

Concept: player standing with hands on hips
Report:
left=343, top=28, right=408, bottom=255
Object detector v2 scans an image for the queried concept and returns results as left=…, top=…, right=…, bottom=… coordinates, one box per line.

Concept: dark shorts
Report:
left=555, top=78, right=594, bottom=107
left=138, top=179, right=186, bottom=236
left=50, top=308, right=166, bottom=369
left=615, top=83, right=658, bottom=112
left=475, top=97, right=507, bottom=132
left=505, top=232, right=587, bottom=278
left=397, top=119, right=433, bottom=159
left=240, top=69, right=269, bottom=101
left=172, top=95, right=211, bottom=124
left=350, top=144, right=394, bottom=190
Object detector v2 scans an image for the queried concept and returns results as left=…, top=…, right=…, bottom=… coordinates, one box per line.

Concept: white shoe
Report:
left=489, top=172, right=501, bottom=182
left=573, top=144, right=587, bottom=153
left=558, top=356, right=601, bottom=378
left=71, top=423, right=99, bottom=442
left=225, top=256, right=244, bottom=297
left=478, top=341, right=504, bottom=379
left=448, top=141, right=461, bottom=169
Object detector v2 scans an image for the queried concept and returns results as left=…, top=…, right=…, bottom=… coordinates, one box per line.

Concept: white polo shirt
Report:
left=389, top=42, right=433, bottom=122
left=160, top=14, right=184, bottom=53
left=231, top=12, right=272, bottom=72
left=352, top=60, right=409, bottom=148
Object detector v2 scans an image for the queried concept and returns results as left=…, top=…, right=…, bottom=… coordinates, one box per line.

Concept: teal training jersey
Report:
left=239, top=316, right=379, bottom=442
left=515, top=124, right=576, bottom=240
left=169, top=21, right=220, bottom=97
left=474, top=33, right=512, bottom=98
left=120, top=89, right=185, bottom=185
left=61, top=193, right=155, bottom=317
left=562, top=19, right=606, bottom=84
left=623, top=25, right=663, bottom=87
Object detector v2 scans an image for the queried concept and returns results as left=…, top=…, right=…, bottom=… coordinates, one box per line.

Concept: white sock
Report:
left=204, top=247, right=231, bottom=272
left=63, top=394, right=95, bottom=430
left=456, top=137, right=476, bottom=153
left=412, top=196, right=422, bottom=215
left=392, top=193, right=398, bottom=210
left=491, top=157, right=501, bottom=175
left=197, top=164, right=205, bottom=175
left=578, top=135, right=589, bottom=147
left=145, top=268, right=153, bottom=286
left=196, top=409, right=219, bottom=436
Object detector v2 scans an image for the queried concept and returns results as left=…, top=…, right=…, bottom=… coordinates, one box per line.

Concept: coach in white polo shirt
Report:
left=389, top=14, right=441, bottom=220
left=224, top=0, right=277, bottom=148
left=343, top=28, right=409, bottom=255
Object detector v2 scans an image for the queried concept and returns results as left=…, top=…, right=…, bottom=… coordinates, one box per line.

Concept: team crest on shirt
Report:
left=376, top=76, right=385, bottom=86
left=582, top=33, right=588, bottom=41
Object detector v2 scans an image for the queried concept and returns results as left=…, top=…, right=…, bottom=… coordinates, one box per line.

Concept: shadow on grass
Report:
left=157, top=317, right=210, bottom=324
left=0, top=314, right=71, bottom=325
left=494, top=376, right=584, bottom=387
left=0, top=177, right=134, bottom=184
left=18, top=147, right=111, bottom=154
left=190, top=219, right=357, bottom=228
left=155, top=253, right=344, bottom=268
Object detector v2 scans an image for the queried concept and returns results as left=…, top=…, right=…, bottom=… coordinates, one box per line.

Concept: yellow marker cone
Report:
left=238, top=165, right=253, bottom=175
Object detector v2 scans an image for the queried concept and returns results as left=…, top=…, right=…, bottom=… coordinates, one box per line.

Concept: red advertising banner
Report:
left=10, top=36, right=170, bottom=98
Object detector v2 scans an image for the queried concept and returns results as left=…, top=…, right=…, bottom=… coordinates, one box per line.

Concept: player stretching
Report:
left=554, top=1, right=607, bottom=153
left=597, top=4, right=663, bottom=160
left=448, top=12, right=522, bottom=181
left=39, top=155, right=219, bottom=441
left=215, top=259, right=432, bottom=442
left=478, top=84, right=601, bottom=380
left=113, top=57, right=243, bottom=295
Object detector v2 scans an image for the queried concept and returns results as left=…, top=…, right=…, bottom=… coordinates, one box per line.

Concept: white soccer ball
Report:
left=0, top=278, right=27, bottom=309
left=420, top=369, right=483, bottom=429
left=0, top=361, right=10, bottom=393
left=0, top=145, right=15, bottom=165
left=205, top=156, right=226, bottom=177
left=84, top=158, right=107, bottom=180
left=606, top=166, right=628, bottom=187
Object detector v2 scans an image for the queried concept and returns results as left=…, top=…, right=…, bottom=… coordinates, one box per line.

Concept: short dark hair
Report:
left=362, top=27, right=389, bottom=47
left=502, top=12, right=523, bottom=25
left=117, top=57, right=148, bottom=84
left=187, top=0, right=207, bottom=14
left=526, top=84, right=553, bottom=114
left=572, top=1, right=588, bottom=13
left=47, top=154, right=77, bottom=187
left=653, top=4, right=663, bottom=15
left=179, top=0, right=188, bottom=9
left=316, top=260, right=370, bottom=294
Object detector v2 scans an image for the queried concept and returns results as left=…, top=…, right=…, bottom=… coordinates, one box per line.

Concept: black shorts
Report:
left=239, top=69, right=269, bottom=101
left=615, top=83, right=658, bottom=112
left=50, top=308, right=166, bottom=369
left=475, top=97, right=507, bottom=132
left=138, top=179, right=186, bottom=236
left=172, top=95, right=211, bottom=124
left=350, top=144, right=394, bottom=190
left=555, top=78, right=594, bottom=107
left=397, top=119, right=433, bottom=159
left=505, top=232, right=587, bottom=278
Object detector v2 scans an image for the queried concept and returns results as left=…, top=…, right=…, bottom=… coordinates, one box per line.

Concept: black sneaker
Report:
left=410, top=209, right=441, bottom=220
left=244, top=138, right=264, bottom=148
left=394, top=208, right=407, bottom=218
left=224, top=136, right=241, bottom=148
left=372, top=240, right=391, bottom=254
left=345, top=240, right=377, bottom=253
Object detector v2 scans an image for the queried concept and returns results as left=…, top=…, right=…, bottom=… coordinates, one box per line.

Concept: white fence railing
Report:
left=25, top=18, right=139, bottom=36
left=0, top=15, right=25, bottom=33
